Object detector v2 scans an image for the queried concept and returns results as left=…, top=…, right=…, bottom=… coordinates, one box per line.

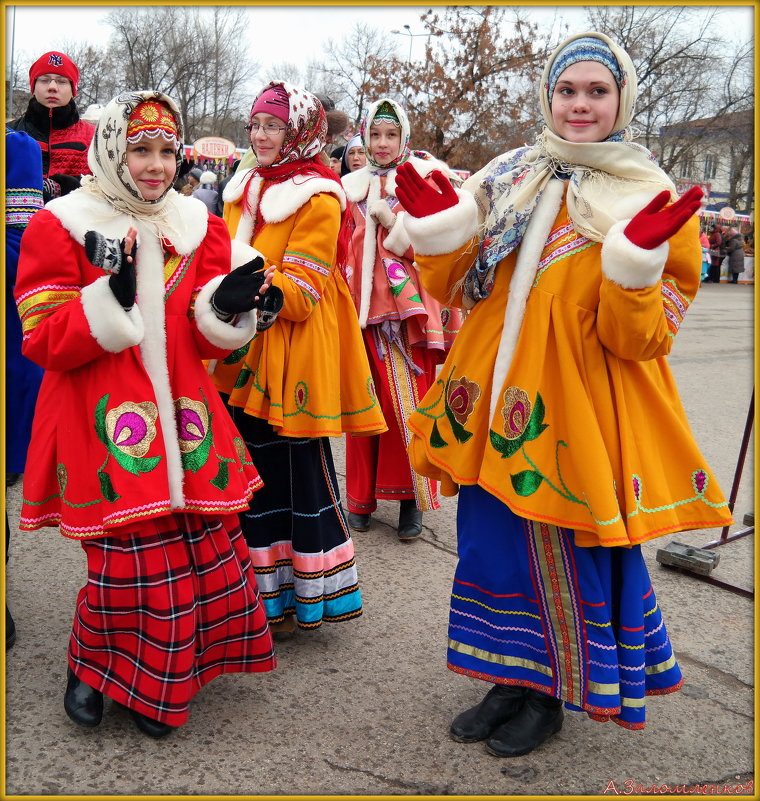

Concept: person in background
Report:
left=14, top=90, right=277, bottom=739
left=194, top=169, right=220, bottom=215
left=186, top=167, right=202, bottom=191
left=8, top=51, right=94, bottom=202
left=699, top=228, right=711, bottom=281
left=5, top=127, right=45, bottom=649
left=341, top=98, right=463, bottom=541
left=330, top=145, right=345, bottom=174
left=216, top=158, right=241, bottom=217
left=706, top=224, right=725, bottom=282
left=341, top=133, right=366, bottom=175
left=212, top=81, right=387, bottom=637
left=725, top=226, right=745, bottom=283
left=395, top=31, right=731, bottom=757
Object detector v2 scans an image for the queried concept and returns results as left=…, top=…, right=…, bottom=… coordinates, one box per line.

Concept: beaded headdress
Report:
left=126, top=100, right=179, bottom=146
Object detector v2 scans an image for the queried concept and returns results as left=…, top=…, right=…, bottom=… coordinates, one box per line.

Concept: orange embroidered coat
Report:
left=15, top=191, right=264, bottom=539
left=403, top=183, right=732, bottom=548
left=212, top=169, right=387, bottom=439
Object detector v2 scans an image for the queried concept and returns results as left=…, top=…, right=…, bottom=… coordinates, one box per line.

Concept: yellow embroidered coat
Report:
left=403, top=184, right=732, bottom=548
left=212, top=169, right=387, bottom=439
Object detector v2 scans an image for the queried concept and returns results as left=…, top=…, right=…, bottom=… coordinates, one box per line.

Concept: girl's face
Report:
left=126, top=135, right=177, bottom=201
left=249, top=112, right=287, bottom=167
left=550, top=60, right=620, bottom=143
left=369, top=120, right=401, bottom=166
left=347, top=145, right=366, bottom=172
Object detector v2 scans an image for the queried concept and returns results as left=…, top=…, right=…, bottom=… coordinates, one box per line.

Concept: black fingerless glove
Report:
left=84, top=230, right=137, bottom=310
left=211, top=257, right=268, bottom=317
left=254, top=284, right=284, bottom=332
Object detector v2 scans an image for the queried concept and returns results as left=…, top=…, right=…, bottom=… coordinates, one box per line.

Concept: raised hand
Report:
left=624, top=185, right=703, bottom=250
left=395, top=163, right=458, bottom=218
left=212, top=257, right=283, bottom=318
left=84, top=227, right=138, bottom=310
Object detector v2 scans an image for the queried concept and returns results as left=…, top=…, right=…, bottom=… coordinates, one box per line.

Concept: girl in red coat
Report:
left=15, top=90, right=279, bottom=738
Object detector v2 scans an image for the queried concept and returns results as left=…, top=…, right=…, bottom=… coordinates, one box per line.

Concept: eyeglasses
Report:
left=36, top=76, right=70, bottom=87
left=245, top=122, right=287, bottom=136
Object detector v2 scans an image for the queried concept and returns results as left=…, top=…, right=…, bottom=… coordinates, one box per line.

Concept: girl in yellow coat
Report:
left=212, top=82, right=386, bottom=634
left=395, top=33, right=732, bottom=756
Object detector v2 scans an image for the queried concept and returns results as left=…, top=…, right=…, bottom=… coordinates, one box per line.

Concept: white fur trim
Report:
left=342, top=168, right=371, bottom=203
left=231, top=240, right=265, bottom=270
left=489, top=178, right=565, bottom=422
left=601, top=220, right=669, bottom=289
left=343, top=155, right=453, bottom=203
left=608, top=190, right=662, bottom=223
left=130, top=220, right=185, bottom=509
left=194, top=274, right=257, bottom=348
left=47, top=190, right=208, bottom=254
left=358, top=174, right=382, bottom=327
left=383, top=210, right=411, bottom=257
left=260, top=176, right=346, bottom=221
left=223, top=167, right=256, bottom=204
left=404, top=190, right=479, bottom=256
left=80, top=275, right=145, bottom=352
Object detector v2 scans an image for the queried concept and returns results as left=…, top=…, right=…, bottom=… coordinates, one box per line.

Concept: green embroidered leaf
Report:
left=444, top=405, right=473, bottom=444
left=234, top=366, right=253, bottom=389
left=110, top=448, right=162, bottom=475
left=523, top=393, right=548, bottom=442
left=389, top=277, right=409, bottom=297
left=94, top=394, right=110, bottom=445
left=97, top=470, right=120, bottom=502
left=223, top=342, right=252, bottom=365
left=210, top=460, right=230, bottom=490
left=408, top=293, right=422, bottom=302
left=181, top=420, right=214, bottom=473
left=489, top=429, right=524, bottom=458
left=510, top=469, right=544, bottom=496
left=430, top=419, right=448, bottom=448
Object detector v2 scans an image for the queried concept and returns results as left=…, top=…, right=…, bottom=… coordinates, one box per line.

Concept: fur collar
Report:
left=46, top=189, right=209, bottom=254
left=342, top=154, right=451, bottom=203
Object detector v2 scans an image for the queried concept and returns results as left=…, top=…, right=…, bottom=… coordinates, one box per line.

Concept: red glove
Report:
left=624, top=185, right=703, bottom=250
left=395, top=162, right=458, bottom=218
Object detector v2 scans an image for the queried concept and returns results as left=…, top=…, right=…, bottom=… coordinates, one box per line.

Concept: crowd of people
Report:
left=6, top=33, right=734, bottom=758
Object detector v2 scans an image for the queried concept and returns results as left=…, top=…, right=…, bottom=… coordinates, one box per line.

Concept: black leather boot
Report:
left=347, top=512, right=371, bottom=532
left=397, top=499, right=422, bottom=541
left=64, top=667, right=103, bottom=727
left=6, top=606, right=16, bottom=649
left=485, top=689, right=563, bottom=757
left=130, top=709, right=175, bottom=739
left=450, top=684, right=527, bottom=743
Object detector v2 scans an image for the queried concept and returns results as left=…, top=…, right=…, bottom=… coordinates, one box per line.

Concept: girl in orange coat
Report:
left=212, top=82, right=386, bottom=635
left=342, top=98, right=463, bottom=540
left=395, top=33, right=732, bottom=757
left=15, top=91, right=276, bottom=738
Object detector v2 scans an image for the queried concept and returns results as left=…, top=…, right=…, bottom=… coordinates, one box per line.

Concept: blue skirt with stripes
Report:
left=448, top=485, right=683, bottom=729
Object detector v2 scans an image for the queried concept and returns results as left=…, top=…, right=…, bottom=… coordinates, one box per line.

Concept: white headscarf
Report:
left=79, top=90, right=184, bottom=240
left=361, top=97, right=411, bottom=172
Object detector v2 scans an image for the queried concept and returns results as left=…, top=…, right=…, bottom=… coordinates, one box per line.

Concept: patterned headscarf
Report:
left=360, top=97, right=411, bottom=172
left=461, top=31, right=674, bottom=306
left=547, top=35, right=623, bottom=99
left=249, top=81, right=327, bottom=171
left=80, top=90, right=183, bottom=228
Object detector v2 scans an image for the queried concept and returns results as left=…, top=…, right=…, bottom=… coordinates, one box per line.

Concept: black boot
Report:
left=450, top=684, right=527, bottom=743
left=6, top=606, right=16, bottom=649
left=64, top=667, right=103, bottom=727
left=397, top=499, right=422, bottom=541
left=347, top=512, right=371, bottom=532
left=130, top=709, right=175, bottom=739
left=485, top=689, right=563, bottom=757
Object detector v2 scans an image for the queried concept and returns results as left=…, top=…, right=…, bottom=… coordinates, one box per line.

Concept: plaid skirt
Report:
left=69, top=512, right=276, bottom=726
left=227, top=407, right=362, bottom=628
left=448, top=485, right=683, bottom=730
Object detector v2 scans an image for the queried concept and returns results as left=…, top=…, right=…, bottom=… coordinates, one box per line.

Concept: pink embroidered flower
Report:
left=501, top=386, right=532, bottom=440
left=105, top=401, right=159, bottom=458
left=632, top=474, right=642, bottom=502
left=295, top=381, right=309, bottom=409
left=447, top=376, right=481, bottom=426
left=385, top=260, right=408, bottom=287
left=692, top=469, right=708, bottom=495
left=175, top=398, right=208, bottom=454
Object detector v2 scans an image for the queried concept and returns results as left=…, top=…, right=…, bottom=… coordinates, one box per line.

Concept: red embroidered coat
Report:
left=15, top=189, right=263, bottom=539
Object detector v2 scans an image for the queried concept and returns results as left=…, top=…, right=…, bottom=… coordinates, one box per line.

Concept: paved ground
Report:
left=3, top=281, right=754, bottom=798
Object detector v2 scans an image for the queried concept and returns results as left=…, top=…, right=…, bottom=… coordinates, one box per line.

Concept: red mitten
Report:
left=624, top=185, right=703, bottom=250
left=396, top=163, right=458, bottom=218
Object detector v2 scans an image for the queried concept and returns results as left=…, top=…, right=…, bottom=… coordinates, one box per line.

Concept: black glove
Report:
left=211, top=257, right=270, bottom=317
left=254, top=283, right=284, bottom=331
left=50, top=173, right=82, bottom=195
left=84, top=230, right=137, bottom=310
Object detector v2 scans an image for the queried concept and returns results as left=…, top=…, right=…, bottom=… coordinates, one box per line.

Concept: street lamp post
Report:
left=390, top=24, right=431, bottom=64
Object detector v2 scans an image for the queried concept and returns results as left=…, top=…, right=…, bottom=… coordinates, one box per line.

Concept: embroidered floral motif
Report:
left=385, top=259, right=409, bottom=296
left=627, top=468, right=727, bottom=519
left=447, top=377, right=481, bottom=427
left=501, top=386, right=533, bottom=440
left=56, top=463, right=67, bottom=493
left=295, top=381, right=309, bottom=410
left=175, top=398, right=209, bottom=454
left=105, top=400, right=159, bottom=459
left=692, top=469, right=708, bottom=495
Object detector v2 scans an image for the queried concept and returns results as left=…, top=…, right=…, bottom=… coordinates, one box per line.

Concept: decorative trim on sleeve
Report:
left=80, top=275, right=145, bottom=352
left=601, top=220, right=669, bottom=289
left=403, top=190, right=479, bottom=256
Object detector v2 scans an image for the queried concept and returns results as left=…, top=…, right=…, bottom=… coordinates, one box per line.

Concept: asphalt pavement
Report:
left=3, top=280, right=755, bottom=798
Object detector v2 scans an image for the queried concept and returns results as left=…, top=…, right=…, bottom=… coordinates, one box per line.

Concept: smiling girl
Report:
left=14, top=90, right=278, bottom=739
left=395, top=32, right=732, bottom=756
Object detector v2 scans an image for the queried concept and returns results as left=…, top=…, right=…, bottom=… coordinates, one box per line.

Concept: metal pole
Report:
left=8, top=5, right=16, bottom=118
